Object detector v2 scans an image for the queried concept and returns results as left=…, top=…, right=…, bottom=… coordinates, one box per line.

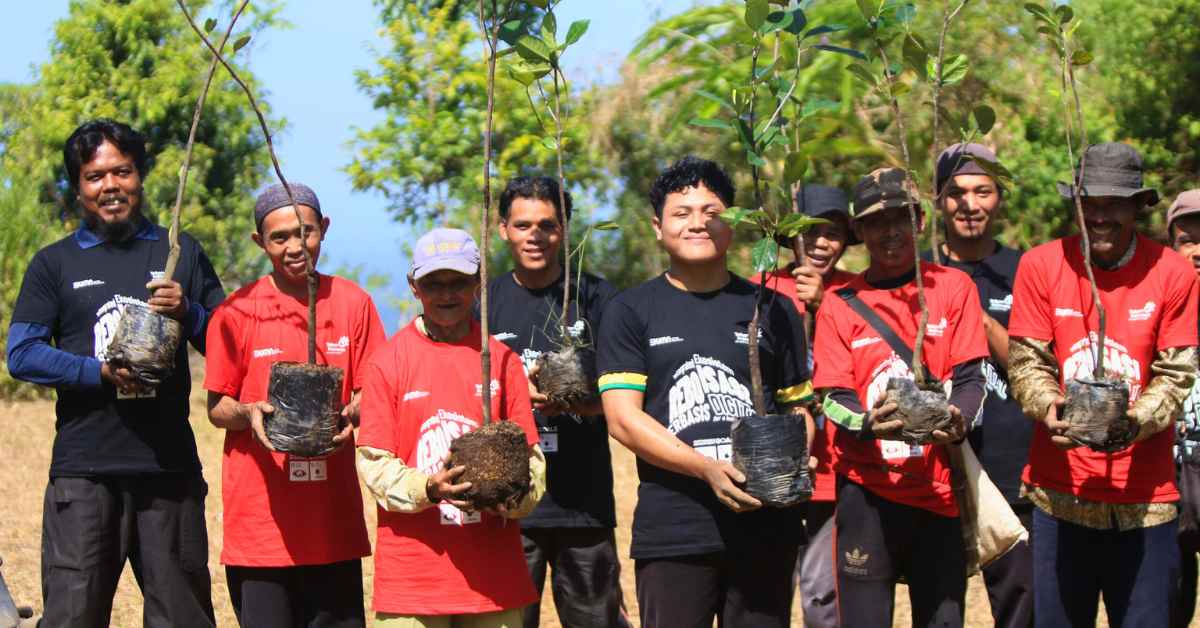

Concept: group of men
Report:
left=7, top=116, right=1200, bottom=628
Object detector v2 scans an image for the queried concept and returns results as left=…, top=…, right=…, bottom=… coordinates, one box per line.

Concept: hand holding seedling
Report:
left=868, top=391, right=904, bottom=440
left=929, top=404, right=966, bottom=444
left=331, top=391, right=362, bottom=448
left=245, top=401, right=276, bottom=452
left=428, top=455, right=472, bottom=510
left=145, top=278, right=189, bottom=320
left=700, top=458, right=763, bottom=513
left=525, top=362, right=567, bottom=417
left=1039, top=395, right=1077, bottom=450
left=790, top=264, right=825, bottom=310
left=102, top=362, right=145, bottom=396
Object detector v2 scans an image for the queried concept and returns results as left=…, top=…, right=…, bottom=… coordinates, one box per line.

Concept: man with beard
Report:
left=7, top=119, right=224, bottom=627
left=923, top=144, right=1033, bottom=628
left=487, top=177, right=627, bottom=628
left=1008, top=143, right=1198, bottom=626
left=597, top=156, right=814, bottom=628
left=813, top=167, right=988, bottom=627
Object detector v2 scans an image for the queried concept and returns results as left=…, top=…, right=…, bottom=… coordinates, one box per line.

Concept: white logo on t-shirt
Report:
left=72, top=279, right=105, bottom=290
left=325, top=335, right=350, bottom=355
left=666, top=354, right=753, bottom=434
left=402, top=390, right=430, bottom=402
left=1061, top=335, right=1142, bottom=399
left=926, top=317, right=948, bottom=338
left=988, top=294, right=1013, bottom=312
left=93, top=295, right=148, bottom=360
left=252, top=347, right=284, bottom=359
left=493, top=332, right=518, bottom=341
left=649, top=336, right=684, bottom=347
left=1128, top=301, right=1156, bottom=322
left=1055, top=307, right=1084, bottom=318
left=733, top=329, right=764, bottom=345
left=474, top=379, right=501, bottom=397
left=852, top=336, right=882, bottom=349
left=414, top=409, right=482, bottom=527
left=567, top=319, right=586, bottom=338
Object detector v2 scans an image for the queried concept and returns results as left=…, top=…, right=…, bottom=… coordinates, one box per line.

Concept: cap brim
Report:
left=1057, top=182, right=1160, bottom=206
left=411, top=257, right=479, bottom=280
left=1168, top=206, right=1200, bottom=233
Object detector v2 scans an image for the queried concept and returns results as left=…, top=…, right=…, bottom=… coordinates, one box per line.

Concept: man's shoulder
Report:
left=327, top=274, right=376, bottom=306
left=1144, top=237, right=1196, bottom=283
left=33, top=232, right=85, bottom=263
left=213, top=277, right=269, bottom=315
left=1021, top=237, right=1069, bottom=266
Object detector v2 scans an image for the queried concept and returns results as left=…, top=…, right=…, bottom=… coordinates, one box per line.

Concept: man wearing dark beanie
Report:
left=923, top=143, right=1032, bottom=627
left=204, top=182, right=387, bottom=627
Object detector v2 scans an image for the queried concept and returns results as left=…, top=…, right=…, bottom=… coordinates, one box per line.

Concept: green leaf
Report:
left=720, top=206, right=753, bottom=226
left=804, top=24, right=847, bottom=38
left=540, top=137, right=557, bottom=151
left=1071, top=49, right=1094, bottom=66
left=940, top=54, right=969, bottom=86
left=747, top=150, right=767, bottom=168
left=751, top=238, right=779, bottom=272
left=745, top=0, right=769, bottom=30
left=895, top=3, right=916, bottom=24
left=233, top=34, right=251, bottom=53
left=1054, top=4, right=1074, bottom=24
left=541, top=11, right=557, bottom=41
left=695, top=89, right=736, bottom=113
left=1023, top=2, right=1052, bottom=20
left=506, top=60, right=551, bottom=86
left=903, top=34, right=928, bottom=80
left=857, top=0, right=878, bottom=22
left=777, top=214, right=829, bottom=238
left=814, top=44, right=866, bottom=60
left=524, top=0, right=548, bottom=7
left=499, top=20, right=525, bottom=46
left=972, top=104, right=996, bottom=135
left=689, top=117, right=735, bottom=130
left=783, top=8, right=808, bottom=35
left=204, top=18, right=217, bottom=33
left=847, top=63, right=878, bottom=86
left=800, top=98, right=840, bottom=117
left=784, top=151, right=809, bottom=185
left=564, top=20, right=589, bottom=46
left=592, top=221, right=620, bottom=231
left=970, top=154, right=1015, bottom=185
left=760, top=10, right=794, bottom=35
left=745, top=209, right=772, bottom=223
left=515, top=34, right=552, bottom=62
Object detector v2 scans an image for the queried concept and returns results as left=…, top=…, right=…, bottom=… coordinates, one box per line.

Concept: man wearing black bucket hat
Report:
left=1008, top=142, right=1198, bottom=627
left=6, top=119, right=224, bottom=627
left=204, top=183, right=387, bottom=627
left=812, top=167, right=988, bottom=627
left=923, top=143, right=1033, bottom=628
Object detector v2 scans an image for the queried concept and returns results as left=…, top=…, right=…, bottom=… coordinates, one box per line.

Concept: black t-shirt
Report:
left=487, top=270, right=619, bottom=528
left=11, top=223, right=225, bottom=477
left=596, top=273, right=810, bottom=560
left=924, top=243, right=1030, bottom=502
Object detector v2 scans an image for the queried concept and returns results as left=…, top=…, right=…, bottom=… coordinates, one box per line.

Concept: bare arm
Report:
left=982, top=313, right=1010, bottom=370
left=206, top=390, right=274, bottom=450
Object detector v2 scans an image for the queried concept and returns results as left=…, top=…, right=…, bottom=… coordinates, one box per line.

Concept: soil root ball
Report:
left=448, top=420, right=531, bottom=510
left=731, top=413, right=811, bottom=507
left=1063, top=377, right=1134, bottom=452
left=266, top=362, right=344, bottom=458
left=886, top=378, right=953, bottom=445
left=106, top=303, right=182, bottom=387
left=534, top=345, right=599, bottom=411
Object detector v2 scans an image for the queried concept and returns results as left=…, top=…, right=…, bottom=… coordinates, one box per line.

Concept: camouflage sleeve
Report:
left=355, top=445, right=434, bottom=513
left=1009, top=337, right=1062, bottom=423
left=1130, top=346, right=1198, bottom=442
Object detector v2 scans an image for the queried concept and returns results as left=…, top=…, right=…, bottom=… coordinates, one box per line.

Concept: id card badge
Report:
left=439, top=503, right=481, bottom=526
left=880, top=440, right=924, bottom=461
left=287, top=458, right=328, bottom=483
left=538, top=426, right=559, bottom=453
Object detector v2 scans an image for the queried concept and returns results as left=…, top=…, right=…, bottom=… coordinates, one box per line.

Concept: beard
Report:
left=83, top=211, right=140, bottom=244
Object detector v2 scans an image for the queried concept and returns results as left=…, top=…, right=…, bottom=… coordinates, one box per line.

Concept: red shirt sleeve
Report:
left=353, top=295, right=388, bottom=389
left=357, top=352, right=398, bottom=455
left=1007, top=246, right=1053, bottom=341
left=203, top=302, right=246, bottom=398
left=498, top=345, right=538, bottom=447
left=1156, top=254, right=1200, bottom=351
left=948, top=272, right=990, bottom=367
left=812, top=292, right=856, bottom=391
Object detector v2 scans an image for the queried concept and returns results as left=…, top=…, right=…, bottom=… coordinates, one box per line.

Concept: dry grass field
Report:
left=0, top=368, right=1170, bottom=626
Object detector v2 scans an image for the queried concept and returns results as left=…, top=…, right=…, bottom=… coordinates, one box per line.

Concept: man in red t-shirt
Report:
left=1008, top=143, right=1198, bottom=627
left=204, top=183, right=387, bottom=627
left=813, top=167, right=988, bottom=627
left=356, top=228, right=545, bottom=628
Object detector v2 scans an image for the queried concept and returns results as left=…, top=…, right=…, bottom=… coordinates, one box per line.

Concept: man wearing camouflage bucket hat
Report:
left=1008, top=143, right=1199, bottom=626
left=812, top=167, right=988, bottom=626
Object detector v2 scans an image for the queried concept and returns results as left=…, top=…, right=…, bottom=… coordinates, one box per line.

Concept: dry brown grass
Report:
left=0, top=373, right=1176, bottom=627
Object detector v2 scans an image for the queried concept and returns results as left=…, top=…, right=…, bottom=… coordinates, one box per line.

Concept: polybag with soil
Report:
left=1062, top=377, right=1134, bottom=452
left=886, top=378, right=954, bottom=445
left=730, top=413, right=811, bottom=507
left=533, top=344, right=599, bottom=413
left=265, top=362, right=345, bottom=458
left=448, top=420, right=532, bottom=510
left=105, top=303, right=183, bottom=387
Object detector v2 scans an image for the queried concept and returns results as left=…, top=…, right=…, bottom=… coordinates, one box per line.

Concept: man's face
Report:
left=77, top=140, right=143, bottom=239
left=499, top=197, right=562, bottom=273
left=1080, top=196, right=1140, bottom=264
left=854, top=205, right=919, bottom=277
left=252, top=205, right=328, bottom=286
left=940, top=174, right=1001, bottom=241
left=652, top=183, right=732, bottom=265
left=410, top=269, right=479, bottom=329
left=804, top=214, right=850, bottom=278
left=1171, top=214, right=1200, bottom=280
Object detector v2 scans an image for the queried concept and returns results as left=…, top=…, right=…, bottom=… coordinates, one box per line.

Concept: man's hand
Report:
left=332, top=391, right=363, bottom=447
left=868, top=391, right=904, bottom=439
left=1041, top=395, right=1076, bottom=450
left=101, top=362, right=145, bottom=396
left=428, top=455, right=473, bottom=509
left=146, top=279, right=189, bottom=320
left=790, top=264, right=825, bottom=310
left=244, top=401, right=277, bottom=452
left=930, top=405, right=967, bottom=444
left=526, top=362, right=567, bottom=417
left=699, top=458, right=762, bottom=513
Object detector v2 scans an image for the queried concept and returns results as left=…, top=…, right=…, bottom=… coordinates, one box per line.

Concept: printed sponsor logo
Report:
left=983, top=360, right=1009, bottom=401
left=666, top=354, right=753, bottom=434
left=649, top=335, right=684, bottom=347
left=474, top=379, right=501, bottom=397
left=414, top=408, right=482, bottom=527
left=866, top=354, right=927, bottom=461
left=149, top=271, right=165, bottom=281
left=402, top=390, right=430, bottom=402
left=851, top=336, right=882, bottom=349
left=1055, top=307, right=1084, bottom=318
left=93, top=295, right=149, bottom=360
left=252, top=347, right=284, bottom=359
left=927, top=317, right=948, bottom=338
left=1062, top=334, right=1142, bottom=399
left=520, top=348, right=541, bottom=373
left=1129, top=301, right=1156, bottom=322
left=733, top=328, right=764, bottom=345
left=325, top=335, right=350, bottom=355
left=989, top=294, right=1013, bottom=313
left=843, top=548, right=871, bottom=576
left=493, top=332, right=518, bottom=341
left=72, top=279, right=105, bottom=290
left=567, top=319, right=586, bottom=338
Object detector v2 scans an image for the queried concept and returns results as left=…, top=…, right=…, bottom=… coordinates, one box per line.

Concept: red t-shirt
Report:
left=813, top=263, right=989, bottom=516
left=753, top=267, right=855, bottom=502
left=1008, top=234, right=1199, bottom=504
left=357, top=320, right=539, bottom=616
left=204, top=274, right=386, bottom=566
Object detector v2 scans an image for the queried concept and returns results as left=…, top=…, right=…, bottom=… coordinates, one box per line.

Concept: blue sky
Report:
left=0, top=1, right=705, bottom=330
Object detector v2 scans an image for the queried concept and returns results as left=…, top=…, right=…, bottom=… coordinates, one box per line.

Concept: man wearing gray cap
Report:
left=204, top=182, right=387, bottom=627
left=1008, top=143, right=1199, bottom=626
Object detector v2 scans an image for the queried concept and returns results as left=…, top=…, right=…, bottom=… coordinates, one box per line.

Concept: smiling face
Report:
left=855, top=205, right=920, bottom=279
left=804, top=213, right=850, bottom=277
left=652, top=183, right=732, bottom=266
left=499, top=197, right=562, bottom=274
left=1171, top=214, right=1200, bottom=280
left=1079, top=196, right=1140, bottom=265
left=77, top=140, right=143, bottom=237
left=940, top=174, right=1001, bottom=241
left=410, top=269, right=480, bottom=329
left=253, top=204, right=328, bottom=289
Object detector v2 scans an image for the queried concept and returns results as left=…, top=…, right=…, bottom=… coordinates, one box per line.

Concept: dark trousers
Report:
left=834, top=480, right=966, bottom=628
left=1033, top=508, right=1179, bottom=628
left=225, top=559, right=365, bottom=628
left=634, top=526, right=801, bottom=628
left=520, top=527, right=628, bottom=628
left=795, top=501, right=836, bottom=628
left=40, top=474, right=214, bottom=628
left=1177, top=549, right=1197, bottom=628
left=982, top=502, right=1035, bottom=628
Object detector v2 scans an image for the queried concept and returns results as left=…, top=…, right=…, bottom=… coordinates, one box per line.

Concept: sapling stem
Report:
left=746, top=38, right=767, bottom=416
left=927, top=0, right=970, bottom=266
left=551, top=67, right=572, bottom=340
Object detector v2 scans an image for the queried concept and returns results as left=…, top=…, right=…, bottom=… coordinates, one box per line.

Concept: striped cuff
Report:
left=776, top=380, right=814, bottom=404
left=598, top=372, right=647, bottom=393
left=823, top=394, right=865, bottom=431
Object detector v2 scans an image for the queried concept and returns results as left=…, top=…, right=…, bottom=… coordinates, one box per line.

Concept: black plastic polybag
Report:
left=731, top=413, right=811, bottom=508
left=106, top=303, right=182, bottom=387
left=266, top=362, right=344, bottom=458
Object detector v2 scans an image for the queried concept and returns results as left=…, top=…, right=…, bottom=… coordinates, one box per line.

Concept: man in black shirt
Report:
left=488, top=176, right=627, bottom=627
left=6, top=119, right=224, bottom=627
left=926, top=143, right=1032, bottom=628
left=597, top=157, right=813, bottom=628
